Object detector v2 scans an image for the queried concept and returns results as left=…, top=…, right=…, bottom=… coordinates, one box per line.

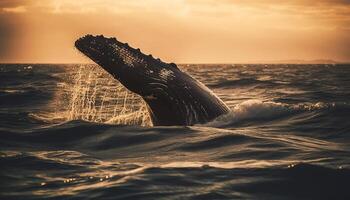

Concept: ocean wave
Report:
left=0, top=88, right=52, bottom=107
left=1, top=64, right=350, bottom=200
left=1, top=119, right=344, bottom=164
left=204, top=100, right=349, bottom=127
left=26, top=98, right=349, bottom=129
left=208, top=78, right=277, bottom=88
left=1, top=150, right=348, bottom=200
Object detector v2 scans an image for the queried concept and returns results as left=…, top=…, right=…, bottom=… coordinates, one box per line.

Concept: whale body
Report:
left=75, top=35, right=230, bottom=126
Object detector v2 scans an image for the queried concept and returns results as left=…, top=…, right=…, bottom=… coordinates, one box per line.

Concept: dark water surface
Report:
left=1, top=64, right=350, bottom=199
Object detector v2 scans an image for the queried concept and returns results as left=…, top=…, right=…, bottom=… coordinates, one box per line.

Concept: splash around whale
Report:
left=75, top=34, right=230, bottom=126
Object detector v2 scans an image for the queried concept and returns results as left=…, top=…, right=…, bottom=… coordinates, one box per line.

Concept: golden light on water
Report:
left=0, top=0, right=349, bottom=63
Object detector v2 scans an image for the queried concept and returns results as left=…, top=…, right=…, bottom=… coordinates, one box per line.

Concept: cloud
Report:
left=10, top=0, right=188, bottom=14
left=0, top=0, right=349, bottom=62
left=0, top=0, right=349, bottom=20
left=0, top=0, right=34, bottom=12
left=0, top=0, right=32, bottom=13
left=213, top=0, right=350, bottom=6
left=0, top=0, right=30, bottom=7
left=2, top=6, right=27, bottom=13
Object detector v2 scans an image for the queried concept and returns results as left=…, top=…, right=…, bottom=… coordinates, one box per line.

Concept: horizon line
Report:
left=0, top=61, right=349, bottom=65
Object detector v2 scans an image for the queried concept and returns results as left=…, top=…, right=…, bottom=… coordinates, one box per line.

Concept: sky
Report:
left=0, top=0, right=349, bottom=63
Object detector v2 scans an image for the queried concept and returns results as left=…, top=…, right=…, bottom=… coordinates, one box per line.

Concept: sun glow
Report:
left=0, top=0, right=349, bottom=63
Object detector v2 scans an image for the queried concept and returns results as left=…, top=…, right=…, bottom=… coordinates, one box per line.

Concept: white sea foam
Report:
left=32, top=65, right=151, bottom=126
left=204, top=100, right=337, bottom=127
left=203, top=100, right=289, bottom=127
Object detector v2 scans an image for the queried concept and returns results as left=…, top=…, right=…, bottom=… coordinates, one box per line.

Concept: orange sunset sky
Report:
left=0, top=0, right=349, bottom=63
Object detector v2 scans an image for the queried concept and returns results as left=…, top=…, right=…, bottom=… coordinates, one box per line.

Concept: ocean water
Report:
left=0, top=63, right=350, bottom=199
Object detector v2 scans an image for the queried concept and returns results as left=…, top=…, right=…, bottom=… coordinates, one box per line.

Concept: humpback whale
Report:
left=75, top=35, right=230, bottom=126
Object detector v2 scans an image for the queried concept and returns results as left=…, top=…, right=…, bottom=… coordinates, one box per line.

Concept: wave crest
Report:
left=205, top=100, right=344, bottom=127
